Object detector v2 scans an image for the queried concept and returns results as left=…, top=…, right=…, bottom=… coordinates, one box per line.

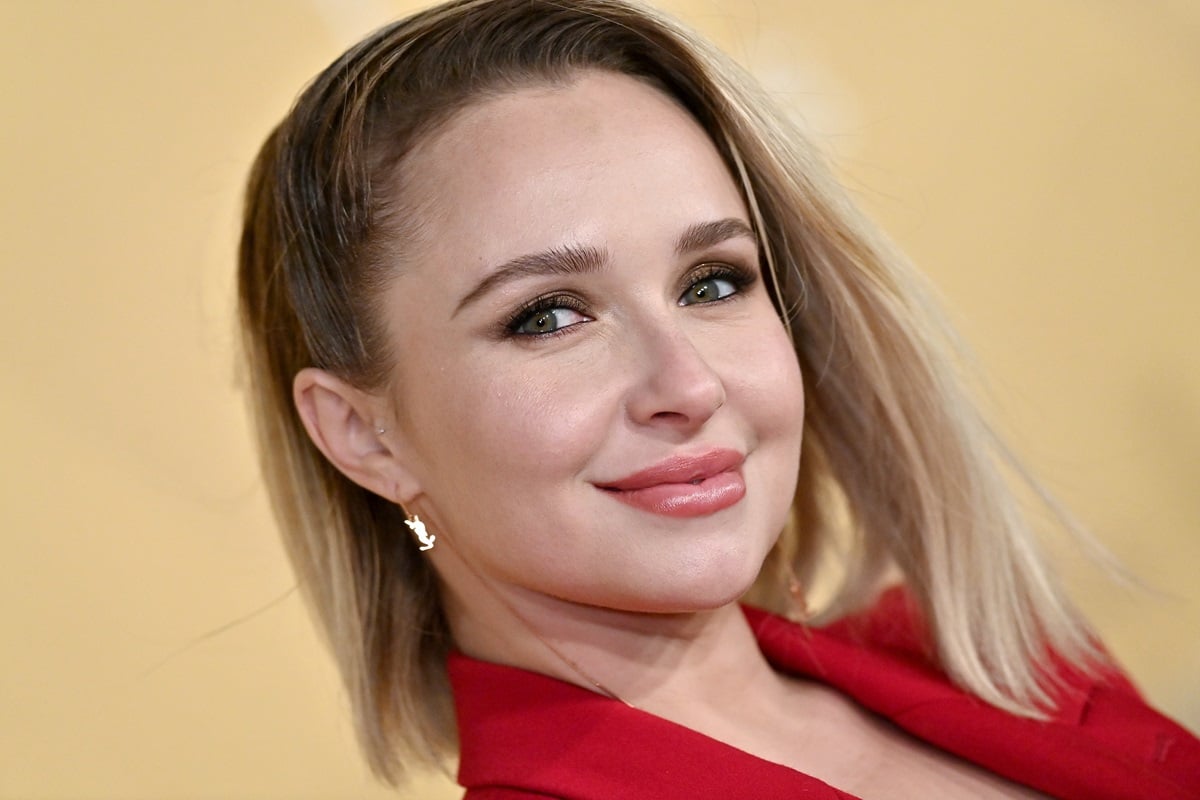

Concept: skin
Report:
left=384, top=73, right=804, bottom=616
left=295, top=71, right=1045, bottom=798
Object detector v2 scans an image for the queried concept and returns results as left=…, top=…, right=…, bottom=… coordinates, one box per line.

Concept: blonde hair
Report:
left=238, top=0, right=1099, bottom=784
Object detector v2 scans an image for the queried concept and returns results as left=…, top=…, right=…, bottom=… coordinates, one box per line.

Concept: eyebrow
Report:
left=674, top=218, right=757, bottom=257
left=453, top=217, right=757, bottom=316
left=453, top=243, right=608, bottom=316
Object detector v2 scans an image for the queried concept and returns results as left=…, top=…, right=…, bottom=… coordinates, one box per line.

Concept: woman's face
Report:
left=381, top=71, right=804, bottom=613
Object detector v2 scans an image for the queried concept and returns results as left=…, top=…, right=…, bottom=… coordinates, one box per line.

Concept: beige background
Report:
left=2, top=1, right=1196, bottom=798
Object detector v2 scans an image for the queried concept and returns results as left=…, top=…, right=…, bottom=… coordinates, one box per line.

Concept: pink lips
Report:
left=596, top=449, right=746, bottom=518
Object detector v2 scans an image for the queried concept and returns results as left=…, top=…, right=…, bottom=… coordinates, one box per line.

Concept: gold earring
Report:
left=785, top=563, right=809, bottom=622
left=404, top=514, right=436, bottom=552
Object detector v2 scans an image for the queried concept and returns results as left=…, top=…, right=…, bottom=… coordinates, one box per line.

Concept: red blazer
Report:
left=449, top=590, right=1200, bottom=798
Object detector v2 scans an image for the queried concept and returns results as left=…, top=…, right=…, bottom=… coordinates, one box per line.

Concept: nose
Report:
left=624, top=322, right=726, bottom=431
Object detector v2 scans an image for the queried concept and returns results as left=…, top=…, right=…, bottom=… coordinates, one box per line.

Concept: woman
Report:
left=237, top=1, right=1200, bottom=797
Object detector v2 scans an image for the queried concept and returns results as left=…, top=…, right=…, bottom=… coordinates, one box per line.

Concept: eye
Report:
left=679, top=274, right=739, bottom=305
left=511, top=305, right=590, bottom=336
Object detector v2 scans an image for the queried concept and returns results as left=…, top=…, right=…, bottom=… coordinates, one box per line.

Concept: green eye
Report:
left=514, top=306, right=588, bottom=335
left=680, top=276, right=737, bottom=305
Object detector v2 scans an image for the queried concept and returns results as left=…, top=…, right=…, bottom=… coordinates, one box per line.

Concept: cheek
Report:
left=405, top=348, right=614, bottom=507
left=770, top=334, right=805, bottom=433
left=721, top=314, right=805, bottom=438
left=481, top=365, right=609, bottom=468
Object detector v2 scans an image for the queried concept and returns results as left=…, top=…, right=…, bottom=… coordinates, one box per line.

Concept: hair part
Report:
left=239, top=0, right=1100, bottom=784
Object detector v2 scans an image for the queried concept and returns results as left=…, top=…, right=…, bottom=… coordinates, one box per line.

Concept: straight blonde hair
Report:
left=238, top=0, right=1099, bottom=784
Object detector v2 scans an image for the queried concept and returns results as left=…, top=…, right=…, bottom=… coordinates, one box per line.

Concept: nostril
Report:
left=626, top=335, right=727, bottom=428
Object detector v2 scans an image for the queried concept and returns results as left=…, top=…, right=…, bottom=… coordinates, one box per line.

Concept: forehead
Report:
left=392, top=70, right=746, bottom=260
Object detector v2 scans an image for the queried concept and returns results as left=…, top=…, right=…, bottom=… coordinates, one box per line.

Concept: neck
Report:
left=443, top=569, right=782, bottom=720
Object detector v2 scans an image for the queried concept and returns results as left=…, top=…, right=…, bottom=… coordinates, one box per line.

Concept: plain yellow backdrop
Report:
left=2, top=1, right=1196, bottom=798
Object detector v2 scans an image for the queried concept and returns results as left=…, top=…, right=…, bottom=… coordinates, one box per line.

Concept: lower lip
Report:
left=601, top=471, right=746, bottom=518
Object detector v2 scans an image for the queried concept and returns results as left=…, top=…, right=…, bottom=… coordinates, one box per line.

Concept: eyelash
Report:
left=502, top=261, right=759, bottom=339
left=503, top=293, right=590, bottom=339
left=683, top=262, right=758, bottom=302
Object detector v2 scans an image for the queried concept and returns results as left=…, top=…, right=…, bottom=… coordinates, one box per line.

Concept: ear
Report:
left=292, top=367, right=423, bottom=503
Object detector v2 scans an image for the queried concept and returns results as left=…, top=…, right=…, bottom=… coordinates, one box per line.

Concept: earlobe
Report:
left=292, top=367, right=423, bottom=503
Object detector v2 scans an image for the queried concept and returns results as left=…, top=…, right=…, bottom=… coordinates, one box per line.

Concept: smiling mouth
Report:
left=595, top=449, right=746, bottom=518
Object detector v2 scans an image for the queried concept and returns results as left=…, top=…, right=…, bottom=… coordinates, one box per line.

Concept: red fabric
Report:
left=450, top=590, right=1200, bottom=799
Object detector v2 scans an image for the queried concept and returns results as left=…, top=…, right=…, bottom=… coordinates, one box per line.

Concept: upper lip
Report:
left=595, top=448, right=745, bottom=491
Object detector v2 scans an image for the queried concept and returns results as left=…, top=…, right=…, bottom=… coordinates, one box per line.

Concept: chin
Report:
left=632, top=551, right=766, bottom=614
